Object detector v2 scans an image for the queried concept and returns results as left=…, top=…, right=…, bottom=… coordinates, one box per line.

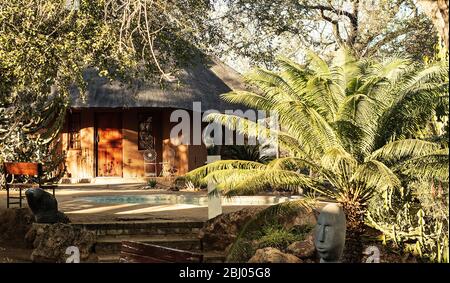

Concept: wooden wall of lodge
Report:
left=61, top=108, right=207, bottom=180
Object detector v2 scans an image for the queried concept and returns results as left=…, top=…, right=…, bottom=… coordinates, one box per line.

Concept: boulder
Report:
left=199, top=207, right=265, bottom=251
left=0, top=208, right=35, bottom=245
left=248, top=247, right=302, bottom=263
left=25, top=188, right=70, bottom=224
left=25, top=223, right=97, bottom=263
left=280, top=209, right=317, bottom=230
left=286, top=232, right=316, bottom=259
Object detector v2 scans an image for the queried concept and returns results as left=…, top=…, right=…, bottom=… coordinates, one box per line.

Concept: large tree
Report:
left=417, top=0, right=449, bottom=49
left=0, top=0, right=212, bottom=179
left=210, top=0, right=439, bottom=69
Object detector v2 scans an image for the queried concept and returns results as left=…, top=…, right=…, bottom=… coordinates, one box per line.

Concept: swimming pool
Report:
left=79, top=194, right=302, bottom=206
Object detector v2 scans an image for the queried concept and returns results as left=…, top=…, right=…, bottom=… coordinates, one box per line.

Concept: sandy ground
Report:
left=0, top=183, right=270, bottom=223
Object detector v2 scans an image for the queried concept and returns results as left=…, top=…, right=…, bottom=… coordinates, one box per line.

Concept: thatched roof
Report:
left=70, top=57, right=247, bottom=112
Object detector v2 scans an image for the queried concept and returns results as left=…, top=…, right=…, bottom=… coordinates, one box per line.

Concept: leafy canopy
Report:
left=209, top=0, right=440, bottom=69
left=0, top=0, right=212, bottom=177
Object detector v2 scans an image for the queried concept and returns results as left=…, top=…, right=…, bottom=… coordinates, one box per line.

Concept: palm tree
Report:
left=221, top=144, right=274, bottom=163
left=186, top=49, right=449, bottom=262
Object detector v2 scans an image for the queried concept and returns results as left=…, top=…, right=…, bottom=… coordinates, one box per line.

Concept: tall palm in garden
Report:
left=186, top=49, right=449, bottom=262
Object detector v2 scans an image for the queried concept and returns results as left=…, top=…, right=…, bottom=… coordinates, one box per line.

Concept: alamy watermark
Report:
left=169, top=102, right=279, bottom=157
left=65, top=0, right=80, bottom=11
left=364, top=246, right=380, bottom=263
left=65, top=246, right=80, bottom=263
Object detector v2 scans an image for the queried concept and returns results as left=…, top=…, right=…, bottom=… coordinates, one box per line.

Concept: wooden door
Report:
left=96, top=113, right=123, bottom=177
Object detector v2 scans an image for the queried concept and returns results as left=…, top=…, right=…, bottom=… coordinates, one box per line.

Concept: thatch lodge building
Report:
left=60, top=58, right=245, bottom=183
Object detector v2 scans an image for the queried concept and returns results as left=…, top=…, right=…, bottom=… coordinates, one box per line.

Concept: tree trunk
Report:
left=417, top=0, right=449, bottom=49
left=341, top=202, right=366, bottom=263
left=342, top=228, right=364, bottom=263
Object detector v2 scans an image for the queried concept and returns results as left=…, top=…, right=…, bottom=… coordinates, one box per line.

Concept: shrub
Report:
left=147, top=179, right=157, bottom=188
left=366, top=179, right=449, bottom=263
left=227, top=222, right=313, bottom=262
left=257, top=225, right=305, bottom=250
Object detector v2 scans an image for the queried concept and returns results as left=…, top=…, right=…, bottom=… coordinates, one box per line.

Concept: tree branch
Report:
left=295, top=3, right=358, bottom=27
left=319, top=9, right=345, bottom=47
left=296, top=1, right=359, bottom=51
left=362, top=25, right=414, bottom=57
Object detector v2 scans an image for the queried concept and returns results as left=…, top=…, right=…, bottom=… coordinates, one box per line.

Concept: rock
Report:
left=200, top=206, right=317, bottom=253
left=248, top=248, right=302, bottom=263
left=25, top=223, right=97, bottom=263
left=0, top=208, right=35, bottom=246
left=286, top=232, right=316, bottom=259
left=280, top=209, right=317, bottom=230
left=199, top=207, right=265, bottom=252
left=25, top=188, right=70, bottom=224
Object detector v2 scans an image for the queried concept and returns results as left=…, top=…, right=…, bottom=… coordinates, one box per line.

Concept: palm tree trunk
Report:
left=341, top=202, right=366, bottom=263
left=342, top=227, right=364, bottom=263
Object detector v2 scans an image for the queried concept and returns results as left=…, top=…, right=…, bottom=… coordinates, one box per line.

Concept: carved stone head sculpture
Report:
left=314, top=203, right=346, bottom=263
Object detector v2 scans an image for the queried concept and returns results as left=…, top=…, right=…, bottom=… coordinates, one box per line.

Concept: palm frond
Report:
left=321, top=147, right=358, bottom=172
left=184, top=160, right=266, bottom=185
left=202, top=168, right=264, bottom=186
left=266, top=157, right=319, bottom=171
left=273, top=102, right=342, bottom=152
left=367, top=57, right=411, bottom=82
left=368, top=139, right=442, bottom=163
left=373, top=63, right=448, bottom=148
left=220, top=91, right=276, bottom=111
left=398, top=148, right=449, bottom=181
left=244, top=68, right=298, bottom=101
left=353, top=160, right=402, bottom=191
left=305, top=49, right=330, bottom=75
left=221, top=169, right=316, bottom=197
left=204, top=112, right=279, bottom=142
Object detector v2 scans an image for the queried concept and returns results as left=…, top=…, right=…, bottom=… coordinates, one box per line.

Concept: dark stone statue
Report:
left=314, top=203, right=346, bottom=263
left=25, top=188, right=70, bottom=224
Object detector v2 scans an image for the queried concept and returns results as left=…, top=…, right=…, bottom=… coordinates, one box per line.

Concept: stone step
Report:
left=96, top=251, right=226, bottom=263
left=202, top=252, right=227, bottom=263
left=72, top=220, right=204, bottom=237
left=94, top=235, right=202, bottom=254
left=97, top=254, right=120, bottom=263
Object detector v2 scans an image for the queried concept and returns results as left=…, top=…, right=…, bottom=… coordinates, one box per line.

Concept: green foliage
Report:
left=147, top=179, right=157, bottom=188
left=227, top=223, right=313, bottom=263
left=257, top=225, right=303, bottom=250
left=226, top=198, right=316, bottom=262
left=0, top=0, right=212, bottom=184
left=366, top=179, right=449, bottom=262
left=185, top=48, right=449, bottom=262
left=209, top=0, right=439, bottom=67
left=0, top=95, right=68, bottom=182
left=0, top=0, right=124, bottom=182
left=221, top=145, right=273, bottom=163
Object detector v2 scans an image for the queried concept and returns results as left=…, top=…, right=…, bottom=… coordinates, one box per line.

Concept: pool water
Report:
left=79, top=194, right=301, bottom=206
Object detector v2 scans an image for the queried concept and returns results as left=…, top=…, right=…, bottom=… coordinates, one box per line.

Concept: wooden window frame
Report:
left=68, top=112, right=81, bottom=150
